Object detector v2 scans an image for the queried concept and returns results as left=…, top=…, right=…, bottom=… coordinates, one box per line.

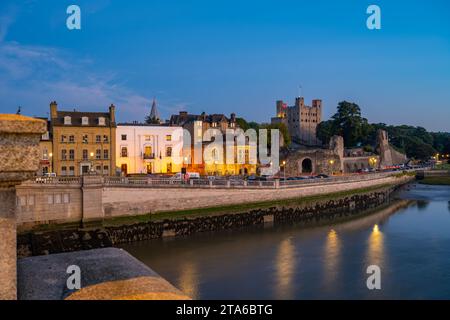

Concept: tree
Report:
left=316, top=101, right=372, bottom=147
left=316, top=120, right=335, bottom=145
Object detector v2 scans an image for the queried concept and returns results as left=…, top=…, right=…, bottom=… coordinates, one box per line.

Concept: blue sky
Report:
left=0, top=0, right=449, bottom=131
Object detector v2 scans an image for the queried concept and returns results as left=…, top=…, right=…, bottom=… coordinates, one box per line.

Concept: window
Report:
left=82, top=150, right=88, bottom=160
left=121, top=134, right=127, bottom=141
left=47, top=195, right=53, bottom=205
left=61, top=149, right=67, bottom=160
left=121, top=147, right=128, bottom=157
left=69, top=135, right=75, bottom=143
left=96, top=165, right=102, bottom=173
left=211, top=122, right=217, bottom=128
left=82, top=134, right=88, bottom=144
left=96, top=135, right=101, bottom=143
left=166, top=146, right=172, bottom=157
left=69, top=149, right=75, bottom=160
left=55, top=194, right=61, bottom=204
left=17, top=196, right=26, bottom=207
left=103, top=135, right=109, bottom=143
left=61, top=166, right=67, bottom=176
left=166, top=135, right=172, bottom=141
left=82, top=117, right=89, bottom=125
left=96, top=149, right=101, bottom=159
left=63, top=194, right=70, bottom=204
left=167, top=162, right=172, bottom=173
left=69, top=166, right=75, bottom=176
left=64, top=116, right=71, bottom=125
left=145, top=136, right=151, bottom=141
left=61, top=135, right=67, bottom=143
left=103, top=165, right=109, bottom=175
left=27, top=195, right=35, bottom=206
left=230, top=122, right=235, bottom=128
left=103, top=149, right=109, bottom=159
left=43, top=148, right=48, bottom=160
left=98, top=117, right=106, bottom=126
left=144, top=146, right=153, bottom=159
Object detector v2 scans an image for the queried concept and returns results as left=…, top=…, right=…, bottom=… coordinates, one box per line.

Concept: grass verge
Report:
left=419, top=176, right=450, bottom=185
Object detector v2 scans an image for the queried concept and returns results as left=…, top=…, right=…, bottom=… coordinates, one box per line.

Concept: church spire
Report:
left=150, top=97, right=160, bottom=121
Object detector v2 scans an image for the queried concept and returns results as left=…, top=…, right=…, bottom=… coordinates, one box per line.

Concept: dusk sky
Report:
left=0, top=0, right=449, bottom=131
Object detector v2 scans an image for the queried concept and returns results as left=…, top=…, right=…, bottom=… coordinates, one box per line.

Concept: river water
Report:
left=120, top=183, right=450, bottom=299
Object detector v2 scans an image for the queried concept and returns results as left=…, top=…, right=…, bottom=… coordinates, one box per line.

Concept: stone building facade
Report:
left=271, top=96, right=322, bottom=146
left=115, top=124, right=184, bottom=175
left=37, top=118, right=53, bottom=176
left=49, top=101, right=117, bottom=176
left=169, top=111, right=257, bottom=175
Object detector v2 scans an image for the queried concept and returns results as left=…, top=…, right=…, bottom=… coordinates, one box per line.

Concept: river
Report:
left=120, top=183, right=450, bottom=299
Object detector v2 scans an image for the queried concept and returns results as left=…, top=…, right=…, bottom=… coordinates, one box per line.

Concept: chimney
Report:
left=109, top=104, right=116, bottom=124
left=50, top=101, right=58, bottom=119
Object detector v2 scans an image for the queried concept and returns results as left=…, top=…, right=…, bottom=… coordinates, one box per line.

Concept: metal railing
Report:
left=25, top=169, right=418, bottom=189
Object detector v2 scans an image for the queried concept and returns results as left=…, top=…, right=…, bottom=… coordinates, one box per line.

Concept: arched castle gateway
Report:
left=282, top=130, right=407, bottom=176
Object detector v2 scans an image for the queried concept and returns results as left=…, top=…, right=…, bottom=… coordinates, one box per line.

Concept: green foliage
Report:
left=145, top=115, right=160, bottom=124
left=317, top=101, right=447, bottom=160
left=236, top=118, right=290, bottom=146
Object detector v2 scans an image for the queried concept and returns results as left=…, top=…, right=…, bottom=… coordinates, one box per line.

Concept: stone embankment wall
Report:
left=18, top=185, right=400, bottom=258
left=102, top=175, right=411, bottom=218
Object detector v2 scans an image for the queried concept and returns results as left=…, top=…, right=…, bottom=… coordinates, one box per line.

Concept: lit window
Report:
left=166, top=135, right=172, bottom=141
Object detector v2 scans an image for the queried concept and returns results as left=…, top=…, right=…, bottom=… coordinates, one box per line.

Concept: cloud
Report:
left=0, top=40, right=189, bottom=121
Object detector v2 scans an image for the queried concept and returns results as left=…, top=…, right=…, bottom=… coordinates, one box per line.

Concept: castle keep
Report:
left=271, top=96, right=322, bottom=146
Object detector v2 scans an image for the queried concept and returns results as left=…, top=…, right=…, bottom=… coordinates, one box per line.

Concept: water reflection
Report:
left=367, top=224, right=384, bottom=269
left=275, top=237, right=296, bottom=299
left=177, top=261, right=199, bottom=299
left=323, top=229, right=341, bottom=290
left=416, top=200, right=430, bottom=211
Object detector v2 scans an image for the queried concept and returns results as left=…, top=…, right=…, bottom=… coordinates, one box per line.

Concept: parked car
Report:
left=36, top=172, right=56, bottom=183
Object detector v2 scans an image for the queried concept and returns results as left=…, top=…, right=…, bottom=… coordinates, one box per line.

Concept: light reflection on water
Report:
left=120, top=184, right=450, bottom=299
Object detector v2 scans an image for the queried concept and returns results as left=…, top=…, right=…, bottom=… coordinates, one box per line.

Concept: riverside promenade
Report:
left=15, top=171, right=415, bottom=230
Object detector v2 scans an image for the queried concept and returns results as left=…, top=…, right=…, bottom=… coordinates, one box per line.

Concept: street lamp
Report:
left=282, top=160, right=286, bottom=181
left=329, top=159, right=334, bottom=175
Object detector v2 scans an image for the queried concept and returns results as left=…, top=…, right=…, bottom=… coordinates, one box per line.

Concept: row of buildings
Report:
left=37, top=101, right=257, bottom=177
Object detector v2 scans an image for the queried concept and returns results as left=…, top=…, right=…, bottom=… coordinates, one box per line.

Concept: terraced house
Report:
left=48, top=101, right=117, bottom=176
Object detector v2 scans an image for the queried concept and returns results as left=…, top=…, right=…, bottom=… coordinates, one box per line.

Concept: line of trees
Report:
left=317, top=101, right=450, bottom=160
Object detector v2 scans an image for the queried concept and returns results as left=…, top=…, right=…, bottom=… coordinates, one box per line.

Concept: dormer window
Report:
left=64, top=116, right=72, bottom=125
left=98, top=117, right=105, bottom=126
left=82, top=117, right=89, bottom=125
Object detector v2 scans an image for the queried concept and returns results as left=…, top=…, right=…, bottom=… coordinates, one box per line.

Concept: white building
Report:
left=116, top=124, right=184, bottom=175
